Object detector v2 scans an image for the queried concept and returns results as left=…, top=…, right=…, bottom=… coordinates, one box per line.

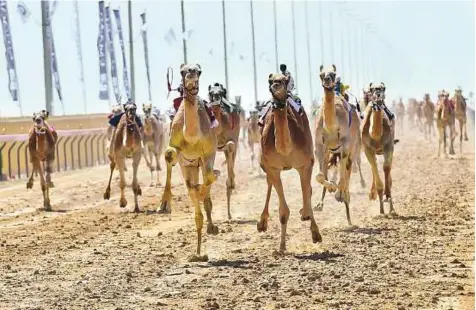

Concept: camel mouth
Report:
left=329, top=145, right=341, bottom=153
left=184, top=79, right=199, bottom=96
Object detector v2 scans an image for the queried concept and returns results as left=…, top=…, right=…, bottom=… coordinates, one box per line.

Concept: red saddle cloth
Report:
left=107, top=113, right=114, bottom=120
left=442, top=99, right=455, bottom=111
left=172, top=96, right=216, bottom=123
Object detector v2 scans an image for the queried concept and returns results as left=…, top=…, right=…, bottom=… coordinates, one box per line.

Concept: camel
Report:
left=26, top=110, right=58, bottom=211
left=256, top=72, right=321, bottom=252
left=314, top=65, right=362, bottom=225
left=422, top=94, right=435, bottom=140
left=208, top=83, right=241, bottom=219
left=103, top=102, right=143, bottom=212
left=407, top=98, right=417, bottom=126
left=361, top=83, right=398, bottom=214
left=247, top=109, right=261, bottom=170
left=142, top=103, right=165, bottom=187
left=235, top=96, right=248, bottom=149
left=159, top=63, right=220, bottom=258
left=452, top=88, right=469, bottom=148
left=435, top=90, right=456, bottom=157
left=395, top=97, right=405, bottom=132
left=106, top=104, right=128, bottom=171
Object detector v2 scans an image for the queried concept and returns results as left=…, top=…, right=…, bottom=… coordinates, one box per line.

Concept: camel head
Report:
left=111, top=104, right=124, bottom=115
left=32, top=110, right=49, bottom=133
left=268, top=73, right=288, bottom=105
left=142, top=103, right=153, bottom=120
left=123, top=101, right=138, bottom=126
left=208, top=83, right=226, bottom=104
left=180, top=63, right=201, bottom=96
left=454, top=88, right=463, bottom=98
left=319, top=64, right=337, bottom=91
left=369, top=82, right=386, bottom=110
left=424, top=93, right=430, bottom=102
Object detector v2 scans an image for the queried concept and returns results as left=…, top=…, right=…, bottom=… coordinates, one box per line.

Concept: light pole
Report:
left=291, top=1, right=298, bottom=93
left=128, top=0, right=135, bottom=101
left=250, top=0, right=258, bottom=104
left=221, top=0, right=229, bottom=91
left=181, top=0, right=188, bottom=64
left=273, top=0, right=279, bottom=72
left=304, top=0, right=313, bottom=101
left=41, top=0, right=53, bottom=114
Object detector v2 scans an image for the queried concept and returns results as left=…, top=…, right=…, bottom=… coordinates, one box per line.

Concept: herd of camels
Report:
left=25, top=63, right=470, bottom=258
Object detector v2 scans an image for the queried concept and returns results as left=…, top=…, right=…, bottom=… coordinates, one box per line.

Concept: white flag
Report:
left=164, top=27, right=176, bottom=45
left=16, top=1, right=30, bottom=23
left=181, top=29, right=193, bottom=41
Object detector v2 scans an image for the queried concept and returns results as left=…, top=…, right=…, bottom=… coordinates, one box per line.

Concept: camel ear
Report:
left=180, top=64, right=185, bottom=70
left=319, top=65, right=324, bottom=72
left=208, top=85, right=212, bottom=91
left=44, top=110, right=49, bottom=118
left=268, top=73, right=274, bottom=85
left=369, top=82, right=373, bottom=88
left=32, top=113, right=36, bottom=121
left=196, top=64, right=202, bottom=76
left=332, top=64, right=336, bottom=72
left=142, top=103, right=145, bottom=109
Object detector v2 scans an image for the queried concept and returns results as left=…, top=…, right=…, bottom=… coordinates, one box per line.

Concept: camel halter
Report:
left=166, top=67, right=173, bottom=99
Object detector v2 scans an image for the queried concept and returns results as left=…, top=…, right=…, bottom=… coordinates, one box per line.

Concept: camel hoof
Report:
left=188, top=254, right=209, bottom=262
left=119, top=198, right=127, bottom=208
left=136, top=187, right=142, bottom=196
left=150, top=166, right=156, bottom=172
left=26, top=182, right=33, bottom=190
left=103, top=191, right=111, bottom=200
left=47, top=182, right=55, bottom=188
left=207, top=223, right=219, bottom=235
left=158, top=201, right=171, bottom=214
left=335, top=189, right=349, bottom=203
left=257, top=218, right=268, bottom=232
left=314, top=202, right=324, bottom=212
left=149, top=182, right=154, bottom=187
left=464, top=137, right=469, bottom=141
left=299, top=208, right=311, bottom=221
left=311, top=229, right=322, bottom=243
left=369, top=190, right=378, bottom=201
left=134, top=205, right=140, bottom=213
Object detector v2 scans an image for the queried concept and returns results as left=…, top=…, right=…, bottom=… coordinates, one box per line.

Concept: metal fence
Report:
left=0, top=128, right=109, bottom=181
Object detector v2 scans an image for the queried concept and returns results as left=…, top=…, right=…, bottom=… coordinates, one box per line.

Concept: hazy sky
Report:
left=0, top=0, right=474, bottom=117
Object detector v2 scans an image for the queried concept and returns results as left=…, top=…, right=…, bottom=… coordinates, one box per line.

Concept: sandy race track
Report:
left=0, top=126, right=474, bottom=310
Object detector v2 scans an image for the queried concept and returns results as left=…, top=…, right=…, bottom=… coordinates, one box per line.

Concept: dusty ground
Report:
left=0, top=122, right=474, bottom=310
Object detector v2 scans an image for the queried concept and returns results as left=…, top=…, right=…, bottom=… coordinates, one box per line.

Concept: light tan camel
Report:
left=415, top=100, right=424, bottom=131
left=106, top=104, right=128, bottom=172
left=395, top=97, right=405, bottom=132
left=257, top=72, right=322, bottom=252
left=208, top=83, right=241, bottom=219
left=26, top=110, right=58, bottom=211
left=159, top=64, right=220, bottom=258
left=361, top=83, right=399, bottom=214
left=314, top=65, right=362, bottom=225
left=452, top=88, right=469, bottom=150
left=422, top=94, right=435, bottom=140
left=142, top=103, right=165, bottom=187
left=435, top=90, right=456, bottom=157
left=247, top=109, right=261, bottom=169
left=103, top=102, right=143, bottom=212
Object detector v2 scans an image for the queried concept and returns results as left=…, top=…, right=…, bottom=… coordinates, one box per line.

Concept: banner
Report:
left=96, top=1, right=109, bottom=100
left=46, top=7, right=63, bottom=106
left=105, top=6, right=120, bottom=103
left=0, top=0, right=19, bottom=102
left=112, top=8, right=130, bottom=99
left=140, top=12, right=152, bottom=102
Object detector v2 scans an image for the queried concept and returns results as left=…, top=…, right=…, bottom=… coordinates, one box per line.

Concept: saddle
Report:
left=220, top=97, right=242, bottom=114
left=258, top=95, right=303, bottom=127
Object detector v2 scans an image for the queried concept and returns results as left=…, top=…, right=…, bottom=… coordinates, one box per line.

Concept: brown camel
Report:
left=395, top=97, right=405, bottom=132
left=247, top=109, right=261, bottom=170
left=106, top=104, right=128, bottom=172
left=208, top=83, right=241, bottom=219
left=103, top=102, right=143, bottom=212
left=314, top=65, right=362, bottom=225
left=415, top=100, right=424, bottom=131
left=159, top=63, right=220, bottom=258
left=422, top=94, right=435, bottom=140
left=235, top=96, right=248, bottom=149
left=362, top=83, right=398, bottom=214
left=257, top=72, right=322, bottom=252
left=452, top=88, right=469, bottom=149
left=142, top=103, right=165, bottom=187
left=435, top=90, right=456, bottom=157
left=26, top=110, right=58, bottom=211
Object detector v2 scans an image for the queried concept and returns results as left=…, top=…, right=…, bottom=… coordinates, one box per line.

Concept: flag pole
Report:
left=181, top=0, right=188, bottom=64
left=73, top=0, right=87, bottom=114
left=128, top=0, right=135, bottom=102
left=222, top=0, right=229, bottom=92
left=250, top=0, right=258, bottom=105
left=41, top=0, right=54, bottom=115
left=304, top=0, right=313, bottom=102
left=273, top=0, right=278, bottom=72
left=291, top=1, right=298, bottom=93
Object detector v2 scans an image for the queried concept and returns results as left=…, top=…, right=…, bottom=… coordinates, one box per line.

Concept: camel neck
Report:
left=183, top=95, right=201, bottom=144
left=323, top=89, right=337, bottom=131
left=370, top=109, right=383, bottom=141
left=274, top=107, right=292, bottom=156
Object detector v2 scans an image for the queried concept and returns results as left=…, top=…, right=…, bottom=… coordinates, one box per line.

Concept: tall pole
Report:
left=339, top=8, right=345, bottom=80
left=329, top=5, right=334, bottom=63
left=291, top=1, right=298, bottom=93
left=41, top=0, right=53, bottom=114
left=181, top=0, right=188, bottom=64
left=346, top=17, right=353, bottom=88
left=73, top=0, right=87, bottom=114
left=250, top=0, right=258, bottom=105
left=304, top=1, right=313, bottom=101
left=221, top=0, right=229, bottom=92
left=318, top=1, right=325, bottom=65
left=273, top=0, right=278, bottom=72
left=128, top=0, right=135, bottom=101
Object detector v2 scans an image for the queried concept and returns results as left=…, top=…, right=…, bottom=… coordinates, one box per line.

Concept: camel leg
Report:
left=26, top=163, right=36, bottom=189
left=267, top=167, right=290, bottom=252
left=364, top=147, right=384, bottom=213
left=335, top=151, right=350, bottom=204
left=202, top=163, right=218, bottom=236
left=154, top=150, right=161, bottom=186
left=183, top=165, right=204, bottom=256
left=383, top=150, right=395, bottom=214
left=131, top=150, right=142, bottom=213
left=459, top=120, right=463, bottom=154
left=343, top=156, right=353, bottom=225
left=116, top=155, right=127, bottom=209
left=103, top=159, right=116, bottom=200
left=158, top=146, right=178, bottom=213
left=257, top=174, right=272, bottom=232
left=35, top=160, right=51, bottom=211
left=224, top=141, right=236, bottom=219
left=464, top=120, right=469, bottom=141
left=142, top=145, right=153, bottom=187
left=298, top=165, right=322, bottom=243
left=316, top=146, right=336, bottom=192
left=249, top=140, right=255, bottom=169
left=449, top=123, right=456, bottom=155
